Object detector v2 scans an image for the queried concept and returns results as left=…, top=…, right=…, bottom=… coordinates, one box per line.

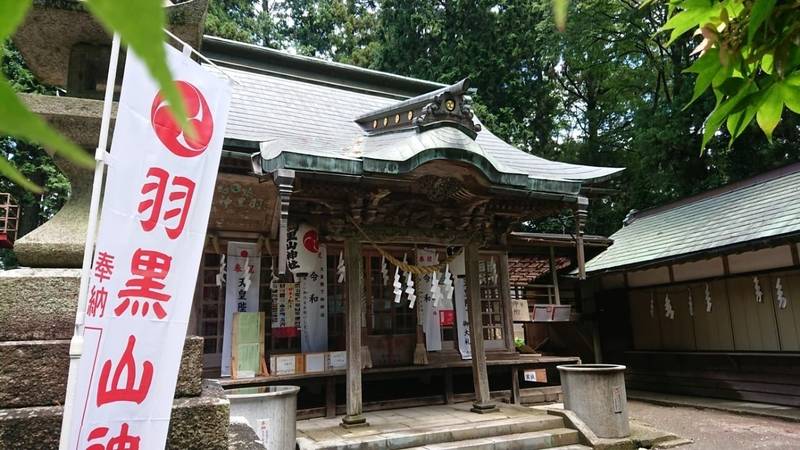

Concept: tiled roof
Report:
left=204, top=36, right=623, bottom=192
left=585, top=164, right=800, bottom=273
left=508, top=256, right=570, bottom=284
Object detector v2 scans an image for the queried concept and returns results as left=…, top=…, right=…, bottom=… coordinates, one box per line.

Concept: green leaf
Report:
left=0, top=0, right=92, bottom=191
left=662, top=0, right=721, bottom=46
left=683, top=48, right=722, bottom=108
left=701, top=79, right=754, bottom=150
left=84, top=0, right=191, bottom=135
left=726, top=88, right=761, bottom=144
left=755, top=82, right=783, bottom=141
left=781, top=82, right=800, bottom=114
left=0, top=75, right=94, bottom=168
left=0, top=153, right=42, bottom=194
left=552, top=0, right=569, bottom=31
left=748, top=0, right=776, bottom=44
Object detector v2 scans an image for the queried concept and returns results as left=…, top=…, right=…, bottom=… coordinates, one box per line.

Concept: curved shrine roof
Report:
left=204, top=36, right=623, bottom=195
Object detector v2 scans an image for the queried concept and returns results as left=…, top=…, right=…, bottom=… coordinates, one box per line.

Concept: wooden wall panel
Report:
left=727, top=275, right=780, bottom=351
left=769, top=272, right=800, bottom=351
left=629, top=289, right=661, bottom=350
left=656, top=287, right=696, bottom=350
left=689, top=281, right=734, bottom=350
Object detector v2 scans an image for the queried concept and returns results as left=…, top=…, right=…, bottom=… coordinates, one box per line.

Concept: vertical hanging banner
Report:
left=271, top=283, right=299, bottom=337
left=300, top=245, right=328, bottom=352
left=454, top=277, right=472, bottom=360
left=417, top=249, right=442, bottom=351
left=67, top=45, right=230, bottom=449
left=221, top=241, right=261, bottom=377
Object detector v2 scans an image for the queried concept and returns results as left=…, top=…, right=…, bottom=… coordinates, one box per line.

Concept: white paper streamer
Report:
left=215, top=254, right=226, bottom=286
left=405, top=271, right=416, bottom=308
left=754, top=276, right=763, bottom=303
left=336, top=250, right=346, bottom=283
left=393, top=253, right=406, bottom=303
left=650, top=292, right=655, bottom=318
left=687, top=287, right=694, bottom=317
left=443, top=264, right=454, bottom=302
left=381, top=254, right=390, bottom=286
left=776, top=277, right=788, bottom=309
left=705, top=283, right=712, bottom=312
left=430, top=271, right=441, bottom=307
left=664, top=293, right=675, bottom=320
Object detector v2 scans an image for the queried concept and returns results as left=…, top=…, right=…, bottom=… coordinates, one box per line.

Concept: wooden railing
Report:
left=0, top=193, right=19, bottom=248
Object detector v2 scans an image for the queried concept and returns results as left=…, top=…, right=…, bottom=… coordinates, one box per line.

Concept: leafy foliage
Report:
left=204, top=0, right=798, bottom=236
left=1, top=42, right=69, bottom=269
left=659, top=0, right=800, bottom=149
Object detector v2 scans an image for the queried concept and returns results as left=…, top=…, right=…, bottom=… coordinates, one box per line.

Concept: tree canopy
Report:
left=206, top=0, right=798, bottom=237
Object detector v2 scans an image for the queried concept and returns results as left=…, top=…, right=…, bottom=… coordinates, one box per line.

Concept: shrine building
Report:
left=584, top=164, right=800, bottom=408
left=9, top=0, right=623, bottom=429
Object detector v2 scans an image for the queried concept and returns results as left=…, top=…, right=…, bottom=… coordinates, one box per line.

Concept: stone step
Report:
left=547, top=445, right=593, bottom=450
left=0, top=380, right=230, bottom=450
left=297, top=414, right=568, bottom=450
left=0, top=336, right=203, bottom=408
left=406, top=427, right=580, bottom=449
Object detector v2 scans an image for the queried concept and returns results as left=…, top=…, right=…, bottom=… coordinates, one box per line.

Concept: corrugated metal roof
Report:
left=205, top=40, right=623, bottom=188
left=585, top=166, right=800, bottom=273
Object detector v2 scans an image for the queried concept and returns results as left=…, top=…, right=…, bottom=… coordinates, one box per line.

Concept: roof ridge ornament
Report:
left=355, top=78, right=482, bottom=139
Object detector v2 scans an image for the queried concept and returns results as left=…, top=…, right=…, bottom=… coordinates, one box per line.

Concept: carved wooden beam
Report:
left=274, top=169, right=295, bottom=275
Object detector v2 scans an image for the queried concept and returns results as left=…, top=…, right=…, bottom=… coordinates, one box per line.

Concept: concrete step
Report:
left=406, top=427, right=580, bottom=449
left=547, top=445, right=593, bottom=450
left=297, top=414, right=568, bottom=450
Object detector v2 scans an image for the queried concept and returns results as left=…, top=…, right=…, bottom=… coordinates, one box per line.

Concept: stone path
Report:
left=629, top=399, right=800, bottom=449
left=628, top=390, right=800, bottom=422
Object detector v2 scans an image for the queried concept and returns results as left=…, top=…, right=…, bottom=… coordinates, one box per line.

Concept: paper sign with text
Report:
left=67, top=45, right=230, bottom=449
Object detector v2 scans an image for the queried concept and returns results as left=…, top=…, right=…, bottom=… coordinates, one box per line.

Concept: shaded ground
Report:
left=628, top=400, right=800, bottom=449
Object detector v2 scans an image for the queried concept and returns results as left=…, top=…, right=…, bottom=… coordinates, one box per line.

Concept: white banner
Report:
left=67, top=45, right=230, bottom=449
left=221, top=241, right=261, bottom=377
left=417, top=249, right=441, bottom=351
left=455, top=278, right=472, bottom=359
left=300, top=244, right=328, bottom=352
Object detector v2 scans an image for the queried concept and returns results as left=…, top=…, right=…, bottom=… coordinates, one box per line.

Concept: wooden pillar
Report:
left=498, top=252, right=515, bottom=352
left=341, top=238, right=368, bottom=428
left=325, top=377, right=336, bottom=418
left=444, top=368, right=454, bottom=405
left=510, top=367, right=521, bottom=405
left=549, top=246, right=561, bottom=305
left=465, top=242, right=497, bottom=413
left=575, top=196, right=588, bottom=280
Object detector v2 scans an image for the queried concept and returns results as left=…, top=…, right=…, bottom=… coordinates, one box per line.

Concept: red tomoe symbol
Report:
left=303, top=229, right=319, bottom=253
left=150, top=81, right=214, bottom=157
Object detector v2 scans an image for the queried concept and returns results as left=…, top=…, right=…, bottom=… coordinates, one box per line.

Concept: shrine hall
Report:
left=191, top=36, right=623, bottom=425
left=7, top=2, right=623, bottom=431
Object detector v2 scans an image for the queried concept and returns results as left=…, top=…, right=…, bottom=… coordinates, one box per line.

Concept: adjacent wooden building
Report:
left=585, top=164, right=800, bottom=406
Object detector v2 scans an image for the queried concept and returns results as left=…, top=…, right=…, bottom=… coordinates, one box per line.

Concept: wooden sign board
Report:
left=209, top=173, right=275, bottom=232
left=327, top=351, right=347, bottom=370
left=532, top=305, right=572, bottom=322
left=523, top=368, right=548, bottom=383
left=305, top=353, right=326, bottom=373
left=231, top=312, right=268, bottom=379
left=512, top=299, right=531, bottom=322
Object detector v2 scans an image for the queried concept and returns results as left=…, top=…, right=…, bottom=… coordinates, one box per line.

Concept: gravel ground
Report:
left=628, top=400, right=800, bottom=449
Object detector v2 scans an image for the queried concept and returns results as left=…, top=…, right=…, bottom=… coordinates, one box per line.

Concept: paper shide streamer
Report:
left=776, top=277, right=788, bottom=309
left=336, top=251, right=345, bottom=283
